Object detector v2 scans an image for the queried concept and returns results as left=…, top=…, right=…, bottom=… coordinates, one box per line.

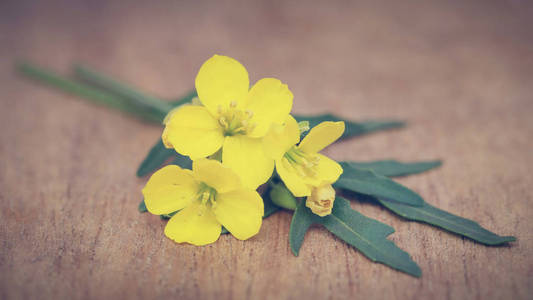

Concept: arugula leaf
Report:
left=293, top=114, right=404, bottom=140
left=378, top=198, right=516, bottom=245
left=289, top=200, right=320, bottom=256
left=73, top=64, right=173, bottom=117
left=16, top=62, right=164, bottom=123
left=342, top=160, right=442, bottom=177
left=171, top=154, right=193, bottom=170
left=169, top=90, right=198, bottom=107
left=289, top=197, right=421, bottom=277
left=138, top=199, right=148, bottom=213
left=335, top=164, right=423, bottom=206
left=136, top=139, right=176, bottom=177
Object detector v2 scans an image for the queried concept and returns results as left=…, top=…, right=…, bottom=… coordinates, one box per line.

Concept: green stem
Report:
left=16, top=62, right=164, bottom=123
left=73, top=64, right=173, bottom=116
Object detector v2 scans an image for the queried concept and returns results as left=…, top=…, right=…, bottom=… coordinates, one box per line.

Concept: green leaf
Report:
left=342, top=160, right=442, bottom=177
left=170, top=154, right=193, bottom=170
left=160, top=211, right=177, bottom=220
left=322, top=197, right=421, bottom=277
left=73, top=64, right=173, bottom=117
left=169, top=90, right=198, bottom=107
left=138, top=199, right=148, bottom=213
left=289, top=200, right=320, bottom=256
left=136, top=139, right=176, bottom=177
left=289, top=198, right=421, bottom=277
left=377, top=197, right=516, bottom=245
left=335, top=164, right=424, bottom=206
left=293, top=114, right=405, bottom=140
left=16, top=62, right=164, bottom=123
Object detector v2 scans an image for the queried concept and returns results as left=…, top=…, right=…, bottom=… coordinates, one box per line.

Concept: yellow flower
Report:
left=142, top=159, right=264, bottom=246
left=162, top=55, right=293, bottom=189
left=306, top=184, right=335, bottom=216
left=263, top=115, right=345, bottom=197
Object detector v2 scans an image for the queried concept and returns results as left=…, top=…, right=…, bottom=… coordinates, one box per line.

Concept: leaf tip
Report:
left=138, top=199, right=148, bottom=213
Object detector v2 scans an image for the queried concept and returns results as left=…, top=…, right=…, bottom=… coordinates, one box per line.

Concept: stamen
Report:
left=283, top=147, right=320, bottom=179
left=216, top=103, right=256, bottom=136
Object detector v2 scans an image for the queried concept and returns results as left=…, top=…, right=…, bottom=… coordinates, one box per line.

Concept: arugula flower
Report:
left=162, top=55, right=293, bottom=189
left=142, top=159, right=264, bottom=246
left=264, top=115, right=344, bottom=215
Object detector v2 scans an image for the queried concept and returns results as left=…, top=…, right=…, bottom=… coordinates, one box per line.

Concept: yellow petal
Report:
left=315, top=154, right=343, bottom=184
left=213, top=189, right=263, bottom=240
left=245, top=78, right=293, bottom=137
left=163, top=105, right=225, bottom=159
left=275, top=158, right=312, bottom=197
left=192, top=159, right=241, bottom=193
left=222, top=135, right=274, bottom=189
left=195, top=55, right=250, bottom=115
left=298, top=121, right=345, bottom=153
left=142, top=165, right=198, bottom=215
left=263, top=115, right=300, bottom=160
left=164, top=202, right=221, bottom=246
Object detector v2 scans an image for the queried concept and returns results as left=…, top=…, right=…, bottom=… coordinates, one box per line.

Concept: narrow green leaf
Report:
left=74, top=64, right=173, bottom=117
left=170, top=154, right=193, bottom=170
left=169, top=90, right=198, bottom=107
left=288, top=198, right=421, bottom=277
left=342, top=160, right=442, bottom=177
left=136, top=139, right=176, bottom=177
left=335, top=164, right=424, bottom=206
left=138, top=199, right=148, bottom=213
left=293, top=114, right=405, bottom=140
left=289, top=200, right=320, bottom=256
left=378, top=198, right=516, bottom=245
left=16, top=62, right=164, bottom=123
left=160, top=211, right=178, bottom=220
left=321, top=197, right=421, bottom=277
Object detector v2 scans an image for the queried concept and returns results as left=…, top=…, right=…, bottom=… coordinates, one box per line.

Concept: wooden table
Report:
left=1, top=1, right=532, bottom=299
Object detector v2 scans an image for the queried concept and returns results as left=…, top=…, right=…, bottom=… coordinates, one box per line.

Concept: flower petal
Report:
left=195, top=55, right=250, bottom=115
left=213, top=189, right=263, bottom=240
left=142, top=165, right=198, bottom=215
left=275, top=158, right=312, bottom=197
left=245, top=78, right=293, bottom=137
left=298, top=121, right=345, bottom=153
left=163, top=105, right=225, bottom=159
left=164, top=202, right=221, bottom=246
left=315, top=154, right=343, bottom=184
left=192, top=159, right=241, bottom=193
left=263, top=115, right=300, bottom=160
left=222, top=135, right=274, bottom=189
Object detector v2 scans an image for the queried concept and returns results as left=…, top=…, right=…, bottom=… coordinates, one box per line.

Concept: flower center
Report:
left=196, top=183, right=217, bottom=214
left=282, top=146, right=321, bottom=178
left=217, top=101, right=256, bottom=136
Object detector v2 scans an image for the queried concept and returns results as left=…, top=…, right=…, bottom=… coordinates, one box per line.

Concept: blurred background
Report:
left=1, top=0, right=532, bottom=299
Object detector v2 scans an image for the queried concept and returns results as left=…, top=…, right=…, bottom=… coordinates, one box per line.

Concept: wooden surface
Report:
left=1, top=0, right=532, bottom=299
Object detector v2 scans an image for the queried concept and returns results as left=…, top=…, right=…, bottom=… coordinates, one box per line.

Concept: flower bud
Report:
left=306, top=184, right=335, bottom=217
left=269, top=183, right=297, bottom=210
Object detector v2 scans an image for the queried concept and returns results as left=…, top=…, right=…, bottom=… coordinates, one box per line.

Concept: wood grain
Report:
left=1, top=0, right=532, bottom=299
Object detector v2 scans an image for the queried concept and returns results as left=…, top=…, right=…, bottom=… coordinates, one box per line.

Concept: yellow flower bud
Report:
left=305, top=184, right=335, bottom=217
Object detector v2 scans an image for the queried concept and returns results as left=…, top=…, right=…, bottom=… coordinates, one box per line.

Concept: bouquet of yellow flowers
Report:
left=18, top=55, right=515, bottom=277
